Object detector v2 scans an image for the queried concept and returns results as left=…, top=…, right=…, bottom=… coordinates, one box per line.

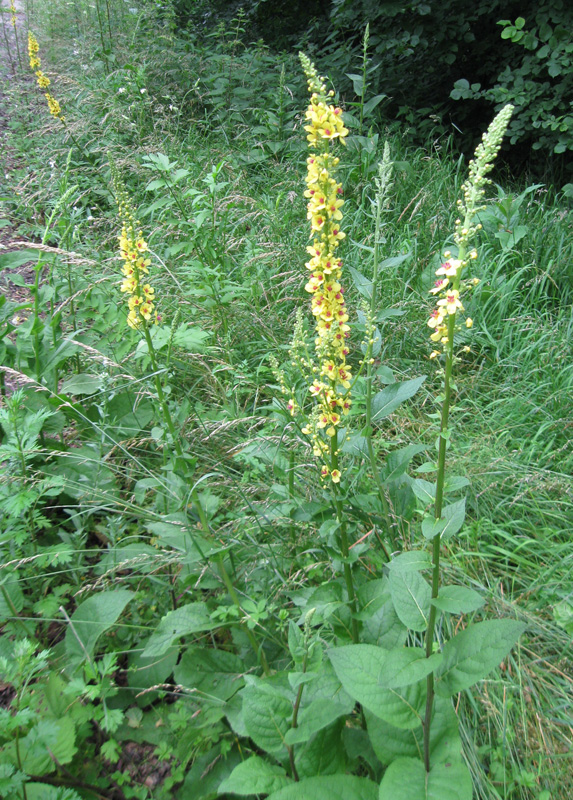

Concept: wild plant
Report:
left=217, top=56, right=526, bottom=799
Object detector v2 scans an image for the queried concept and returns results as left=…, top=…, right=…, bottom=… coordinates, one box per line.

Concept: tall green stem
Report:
left=423, top=234, right=468, bottom=772
left=331, top=437, right=359, bottom=643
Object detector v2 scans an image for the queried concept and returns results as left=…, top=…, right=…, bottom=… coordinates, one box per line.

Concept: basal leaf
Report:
left=218, top=756, right=292, bottom=796
left=435, top=619, right=526, bottom=697
left=242, top=684, right=293, bottom=757
left=65, top=590, right=133, bottom=665
left=379, top=757, right=472, bottom=800
left=174, top=646, right=245, bottom=701
left=142, top=603, right=214, bottom=658
left=268, top=774, right=378, bottom=800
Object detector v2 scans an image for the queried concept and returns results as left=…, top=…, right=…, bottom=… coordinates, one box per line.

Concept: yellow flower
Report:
left=466, top=317, right=473, bottom=328
left=437, top=289, right=463, bottom=316
left=331, top=470, right=341, bottom=484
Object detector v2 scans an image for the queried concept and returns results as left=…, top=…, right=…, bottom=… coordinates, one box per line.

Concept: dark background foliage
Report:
left=169, top=0, right=573, bottom=184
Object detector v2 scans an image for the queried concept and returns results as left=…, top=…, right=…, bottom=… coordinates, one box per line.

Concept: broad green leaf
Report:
left=388, top=550, right=432, bottom=574
left=435, top=619, right=526, bottom=697
left=379, top=757, right=472, bottom=800
left=3, top=718, right=77, bottom=776
left=329, top=645, right=427, bottom=727
left=285, top=698, right=349, bottom=745
left=367, top=695, right=461, bottom=766
left=363, top=93, right=388, bottom=116
left=65, top=590, right=133, bottom=664
left=349, top=266, right=373, bottom=300
left=128, top=644, right=179, bottom=707
left=381, top=444, right=426, bottom=483
left=411, top=478, right=436, bottom=504
left=59, top=374, right=103, bottom=396
left=329, top=644, right=440, bottom=694
left=372, top=377, right=426, bottom=422
left=218, top=756, right=292, bottom=795
left=431, top=586, right=485, bottom=614
left=242, top=684, right=292, bottom=757
left=142, top=603, right=214, bottom=658
left=268, top=775, right=378, bottom=800
left=0, top=249, right=39, bottom=270
left=179, top=744, right=241, bottom=800
left=422, top=498, right=466, bottom=541
left=389, top=570, right=431, bottom=631
left=295, top=720, right=346, bottom=778
left=174, top=646, right=245, bottom=701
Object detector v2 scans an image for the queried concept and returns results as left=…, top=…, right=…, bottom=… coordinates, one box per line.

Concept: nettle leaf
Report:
left=65, top=590, right=133, bottom=665
left=431, top=586, right=485, bottom=614
left=372, top=376, right=426, bottom=422
left=379, top=757, right=472, bottom=800
left=367, top=695, right=462, bottom=766
left=267, top=775, right=378, bottom=800
left=389, top=570, right=431, bottom=631
left=422, top=498, right=466, bottom=541
left=174, top=646, right=245, bottom=701
left=218, top=756, right=292, bottom=796
left=435, top=619, right=526, bottom=697
left=142, top=603, right=214, bottom=658
left=242, top=683, right=293, bottom=757
left=329, top=645, right=428, bottom=728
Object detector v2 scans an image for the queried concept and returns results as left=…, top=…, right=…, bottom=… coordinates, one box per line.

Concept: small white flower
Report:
left=140, top=88, right=147, bottom=95
left=118, top=87, right=126, bottom=95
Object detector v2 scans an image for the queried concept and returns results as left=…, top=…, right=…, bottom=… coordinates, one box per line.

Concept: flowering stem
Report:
left=423, top=232, right=467, bottom=772
left=331, top=437, right=359, bottom=643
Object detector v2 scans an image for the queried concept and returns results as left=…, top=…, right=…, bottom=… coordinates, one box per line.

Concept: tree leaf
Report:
left=142, top=603, right=214, bottom=658
left=65, top=590, right=133, bottom=665
left=431, top=586, right=485, bottom=614
left=389, top=570, right=431, bottom=631
left=379, top=757, right=473, bottom=800
left=435, top=619, right=526, bottom=697
left=421, top=498, right=466, bottom=541
left=372, top=377, right=426, bottom=422
left=267, top=775, right=378, bottom=800
left=218, top=756, right=292, bottom=796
